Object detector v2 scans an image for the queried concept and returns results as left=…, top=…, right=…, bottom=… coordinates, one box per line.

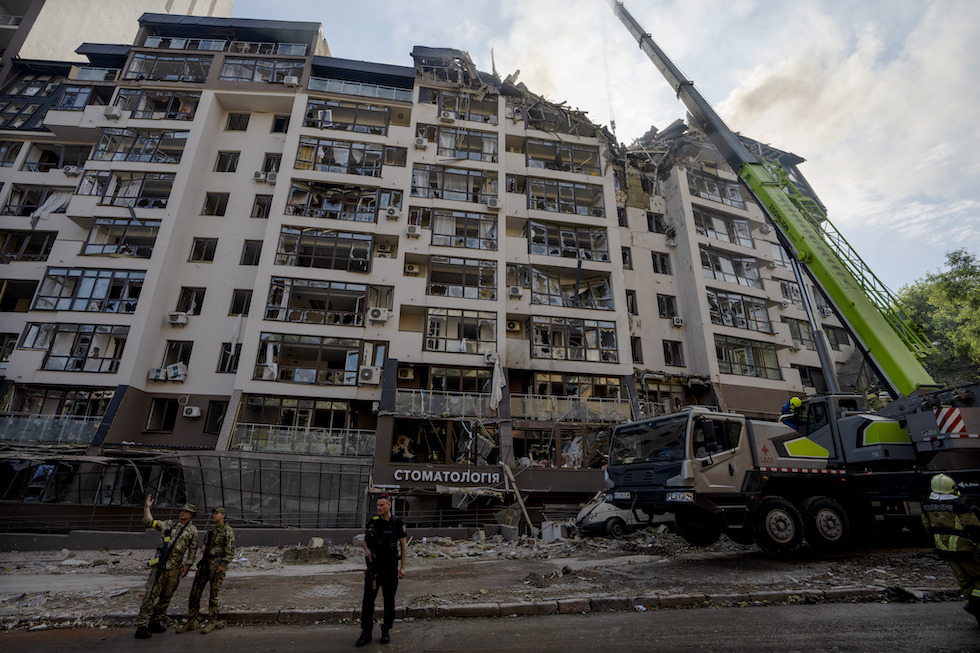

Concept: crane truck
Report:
left=603, top=1, right=980, bottom=553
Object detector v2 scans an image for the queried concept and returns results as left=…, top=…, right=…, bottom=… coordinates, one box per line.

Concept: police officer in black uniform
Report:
left=356, top=493, right=407, bottom=647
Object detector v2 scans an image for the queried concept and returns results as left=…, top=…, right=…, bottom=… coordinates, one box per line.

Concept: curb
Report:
left=0, top=586, right=962, bottom=630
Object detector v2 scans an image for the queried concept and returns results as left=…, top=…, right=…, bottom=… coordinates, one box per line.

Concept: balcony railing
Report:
left=510, top=394, right=632, bottom=423
left=0, top=413, right=102, bottom=445
left=393, top=389, right=494, bottom=418
left=636, top=401, right=671, bottom=419
left=143, top=36, right=307, bottom=56
left=228, top=422, right=375, bottom=456
left=308, top=76, right=413, bottom=103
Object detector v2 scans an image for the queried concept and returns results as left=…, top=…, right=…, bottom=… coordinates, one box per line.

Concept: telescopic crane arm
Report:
left=607, top=0, right=938, bottom=398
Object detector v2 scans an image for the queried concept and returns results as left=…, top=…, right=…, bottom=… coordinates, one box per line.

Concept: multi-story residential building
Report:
left=0, top=12, right=859, bottom=531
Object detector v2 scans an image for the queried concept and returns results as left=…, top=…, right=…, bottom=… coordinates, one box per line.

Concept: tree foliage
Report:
left=898, top=249, right=980, bottom=384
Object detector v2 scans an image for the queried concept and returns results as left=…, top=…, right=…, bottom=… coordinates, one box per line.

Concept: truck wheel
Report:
left=802, top=496, right=851, bottom=551
left=674, top=511, right=721, bottom=546
left=605, top=517, right=627, bottom=539
left=754, top=497, right=803, bottom=554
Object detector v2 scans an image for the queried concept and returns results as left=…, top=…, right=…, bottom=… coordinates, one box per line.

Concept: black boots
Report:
left=355, top=631, right=372, bottom=647
left=380, top=628, right=390, bottom=644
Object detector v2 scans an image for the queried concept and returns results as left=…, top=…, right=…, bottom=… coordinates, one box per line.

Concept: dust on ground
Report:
left=0, top=527, right=955, bottom=630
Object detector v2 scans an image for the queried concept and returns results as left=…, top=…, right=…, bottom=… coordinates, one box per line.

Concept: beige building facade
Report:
left=0, top=12, right=859, bottom=524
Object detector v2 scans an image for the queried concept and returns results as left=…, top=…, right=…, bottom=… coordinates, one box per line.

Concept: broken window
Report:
left=0, top=141, right=22, bottom=166
left=0, top=229, right=56, bottom=261
left=647, top=212, right=671, bottom=235
left=34, top=268, right=143, bottom=313
left=20, top=143, right=90, bottom=171
left=2, top=185, right=72, bottom=217
left=114, top=88, right=200, bottom=120
left=418, top=87, right=498, bottom=124
left=413, top=207, right=497, bottom=250
left=825, top=326, right=849, bottom=351
left=124, top=53, right=212, bottom=83
left=204, top=400, right=228, bottom=434
left=524, top=138, right=599, bottom=175
left=417, top=123, right=498, bottom=162
left=214, top=151, right=239, bottom=172
left=304, top=98, right=389, bottom=134
left=509, top=99, right=597, bottom=137
left=626, top=290, right=638, bottom=315
left=693, top=206, right=752, bottom=247
left=219, top=57, right=304, bottom=83
left=92, top=128, right=186, bottom=164
left=252, top=194, right=273, bottom=219
left=307, top=76, right=413, bottom=103
left=688, top=170, right=745, bottom=210
left=265, top=277, right=371, bottom=326
left=663, top=340, right=685, bottom=367
left=76, top=171, right=175, bottom=208
left=263, top=153, right=281, bottom=173
left=201, top=192, right=228, bottom=216
left=240, top=240, right=262, bottom=265
left=531, top=316, right=618, bottom=362
left=147, top=398, right=179, bottom=431
left=410, top=164, right=497, bottom=204
left=700, top=248, right=759, bottom=288
left=189, top=238, right=217, bottom=262
left=622, top=247, right=632, bottom=270
left=782, top=317, right=815, bottom=351
left=526, top=220, right=608, bottom=261
left=425, top=308, right=496, bottom=354
left=285, top=181, right=402, bottom=222
left=275, top=226, right=372, bottom=273
left=779, top=280, right=804, bottom=308
left=163, top=340, right=193, bottom=366
left=657, top=294, right=678, bottom=319
left=230, top=289, right=252, bottom=316
left=81, top=218, right=158, bottom=259
left=176, top=287, right=205, bottom=315
left=253, top=332, right=371, bottom=386
left=652, top=252, right=672, bottom=275
left=0, top=279, right=39, bottom=312
left=526, top=177, right=604, bottom=217
left=529, top=267, right=612, bottom=309
left=715, top=334, right=781, bottom=380
left=707, top=288, right=771, bottom=333
left=631, top=337, right=643, bottom=364
left=217, top=343, right=242, bottom=374
left=21, top=322, right=128, bottom=372
left=428, top=256, right=497, bottom=300
left=295, top=136, right=405, bottom=176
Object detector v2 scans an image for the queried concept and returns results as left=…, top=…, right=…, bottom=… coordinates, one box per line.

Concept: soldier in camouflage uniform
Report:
left=177, top=506, right=235, bottom=634
left=135, top=495, right=198, bottom=640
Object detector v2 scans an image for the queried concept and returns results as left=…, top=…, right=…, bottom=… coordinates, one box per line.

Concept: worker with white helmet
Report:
left=921, top=473, right=980, bottom=624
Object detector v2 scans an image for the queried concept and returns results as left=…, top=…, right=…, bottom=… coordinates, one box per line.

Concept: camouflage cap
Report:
left=212, top=506, right=226, bottom=514
left=181, top=503, right=198, bottom=514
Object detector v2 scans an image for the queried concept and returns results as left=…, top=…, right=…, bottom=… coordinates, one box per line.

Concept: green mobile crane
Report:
left=603, top=1, right=980, bottom=552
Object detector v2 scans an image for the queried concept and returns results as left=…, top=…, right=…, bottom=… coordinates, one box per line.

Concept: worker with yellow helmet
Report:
left=779, top=396, right=803, bottom=431
left=921, top=473, right=980, bottom=624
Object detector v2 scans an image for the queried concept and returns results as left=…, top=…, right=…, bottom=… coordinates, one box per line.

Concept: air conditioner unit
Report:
left=760, top=223, right=773, bottom=234
left=413, top=136, right=427, bottom=150
left=486, top=198, right=501, bottom=211
left=147, top=367, right=167, bottom=381
left=367, top=307, right=389, bottom=323
left=506, top=320, right=521, bottom=333
left=376, top=242, right=392, bottom=254
left=789, top=345, right=800, bottom=352
left=385, top=206, right=399, bottom=220
left=397, top=367, right=414, bottom=380
left=265, top=171, right=278, bottom=184
left=376, top=252, right=392, bottom=259
left=667, top=239, right=677, bottom=247
left=182, top=406, right=201, bottom=418
left=358, top=365, right=382, bottom=385
left=671, top=316, right=684, bottom=328
left=253, top=170, right=267, bottom=182
left=484, top=352, right=498, bottom=365
left=405, top=263, right=420, bottom=275
left=439, top=110, right=455, bottom=123
left=766, top=262, right=778, bottom=269
left=406, top=224, right=422, bottom=238
left=166, top=362, right=187, bottom=381
left=283, top=75, right=300, bottom=87
left=62, top=165, right=81, bottom=176
left=167, top=311, right=189, bottom=326
left=508, top=285, right=523, bottom=298
left=104, top=105, right=122, bottom=120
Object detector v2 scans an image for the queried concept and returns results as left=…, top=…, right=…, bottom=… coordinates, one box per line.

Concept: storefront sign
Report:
left=393, top=468, right=501, bottom=485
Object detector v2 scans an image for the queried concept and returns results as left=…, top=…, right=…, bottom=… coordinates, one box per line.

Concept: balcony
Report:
left=68, top=66, right=121, bottom=82
left=0, top=413, right=102, bottom=445
left=228, top=422, right=375, bottom=456
left=510, top=394, right=632, bottom=423
left=393, top=389, right=494, bottom=418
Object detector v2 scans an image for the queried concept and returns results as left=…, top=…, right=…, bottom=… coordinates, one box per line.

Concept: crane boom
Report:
left=607, top=0, right=938, bottom=397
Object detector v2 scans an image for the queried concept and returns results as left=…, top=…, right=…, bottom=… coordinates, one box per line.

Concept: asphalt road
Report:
left=3, top=602, right=978, bottom=652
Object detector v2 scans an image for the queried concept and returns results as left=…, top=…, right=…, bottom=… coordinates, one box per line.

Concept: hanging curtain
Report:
left=30, top=191, right=72, bottom=228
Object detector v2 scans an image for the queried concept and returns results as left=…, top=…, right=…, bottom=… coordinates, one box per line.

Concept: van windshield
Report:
left=609, top=413, right=690, bottom=465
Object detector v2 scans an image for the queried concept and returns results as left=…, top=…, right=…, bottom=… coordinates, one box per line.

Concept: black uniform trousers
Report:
left=360, top=563, right=398, bottom=633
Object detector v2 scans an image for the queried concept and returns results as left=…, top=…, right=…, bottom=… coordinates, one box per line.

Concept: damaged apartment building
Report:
left=0, top=9, right=860, bottom=532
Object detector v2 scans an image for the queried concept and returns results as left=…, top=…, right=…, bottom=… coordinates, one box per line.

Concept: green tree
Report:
left=899, top=249, right=980, bottom=385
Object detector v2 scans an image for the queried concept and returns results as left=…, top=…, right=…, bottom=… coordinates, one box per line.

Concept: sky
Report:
left=233, top=0, right=980, bottom=291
